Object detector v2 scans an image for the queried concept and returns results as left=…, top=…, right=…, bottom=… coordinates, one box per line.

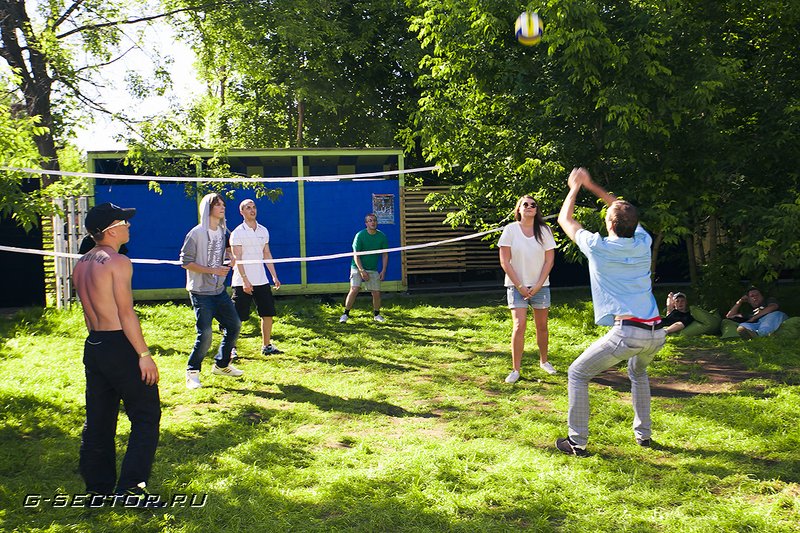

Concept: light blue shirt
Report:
left=575, top=224, right=660, bottom=326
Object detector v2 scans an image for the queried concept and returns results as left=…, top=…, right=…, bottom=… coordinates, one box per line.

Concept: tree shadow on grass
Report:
left=0, top=391, right=82, bottom=454
left=634, top=442, right=799, bottom=485
left=281, top=308, right=500, bottom=353
left=0, top=392, right=85, bottom=521
left=143, top=344, right=183, bottom=358
left=309, top=353, right=417, bottom=373
left=222, top=383, right=440, bottom=418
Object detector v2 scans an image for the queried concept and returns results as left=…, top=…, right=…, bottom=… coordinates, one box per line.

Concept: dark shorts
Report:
left=232, top=284, right=276, bottom=320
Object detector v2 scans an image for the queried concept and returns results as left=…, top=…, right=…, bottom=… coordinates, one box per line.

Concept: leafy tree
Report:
left=162, top=0, right=423, bottom=148
left=0, top=0, right=197, bottom=171
left=405, top=0, right=800, bottom=301
left=0, top=0, right=215, bottom=229
left=0, top=91, right=84, bottom=230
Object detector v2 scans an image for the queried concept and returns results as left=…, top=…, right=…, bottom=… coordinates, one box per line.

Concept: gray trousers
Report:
left=567, top=324, right=666, bottom=447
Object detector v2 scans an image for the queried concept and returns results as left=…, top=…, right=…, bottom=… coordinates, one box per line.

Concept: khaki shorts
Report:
left=350, top=268, right=381, bottom=292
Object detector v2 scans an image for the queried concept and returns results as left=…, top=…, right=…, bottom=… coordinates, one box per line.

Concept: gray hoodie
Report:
left=180, top=193, right=229, bottom=295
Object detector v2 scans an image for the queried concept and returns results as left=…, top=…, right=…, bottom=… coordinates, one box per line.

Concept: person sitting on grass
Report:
left=661, top=292, right=694, bottom=335
left=725, top=287, right=788, bottom=339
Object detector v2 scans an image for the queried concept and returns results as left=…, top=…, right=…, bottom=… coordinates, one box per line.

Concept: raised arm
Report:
left=581, top=169, right=618, bottom=207
left=558, top=168, right=585, bottom=242
left=726, top=295, right=747, bottom=319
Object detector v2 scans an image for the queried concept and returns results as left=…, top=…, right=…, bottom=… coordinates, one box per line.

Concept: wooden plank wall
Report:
left=403, top=186, right=498, bottom=275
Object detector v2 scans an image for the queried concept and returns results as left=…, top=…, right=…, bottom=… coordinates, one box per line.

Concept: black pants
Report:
left=80, top=331, right=161, bottom=493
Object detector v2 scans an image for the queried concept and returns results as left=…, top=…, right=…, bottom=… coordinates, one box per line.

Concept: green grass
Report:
left=0, top=288, right=799, bottom=532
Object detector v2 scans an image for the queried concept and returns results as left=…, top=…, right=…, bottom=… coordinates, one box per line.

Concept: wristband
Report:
left=139, top=350, right=152, bottom=359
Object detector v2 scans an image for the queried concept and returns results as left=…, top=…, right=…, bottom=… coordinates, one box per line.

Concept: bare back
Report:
left=73, top=247, right=129, bottom=331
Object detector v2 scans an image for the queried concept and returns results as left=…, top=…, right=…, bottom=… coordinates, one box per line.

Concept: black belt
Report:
left=616, top=319, right=664, bottom=331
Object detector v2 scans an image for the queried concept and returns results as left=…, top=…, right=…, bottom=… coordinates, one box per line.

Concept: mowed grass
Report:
left=0, top=288, right=798, bottom=532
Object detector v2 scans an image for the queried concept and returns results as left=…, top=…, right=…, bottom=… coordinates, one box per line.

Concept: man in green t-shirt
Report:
left=339, top=213, right=389, bottom=323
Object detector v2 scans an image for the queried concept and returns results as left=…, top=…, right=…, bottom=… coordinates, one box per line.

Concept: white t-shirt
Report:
left=497, top=221, right=557, bottom=287
left=229, top=222, right=270, bottom=287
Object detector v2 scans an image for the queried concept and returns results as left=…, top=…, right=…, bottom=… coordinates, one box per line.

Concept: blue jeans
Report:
left=187, top=290, right=241, bottom=371
left=737, top=311, right=788, bottom=337
left=567, top=324, right=666, bottom=447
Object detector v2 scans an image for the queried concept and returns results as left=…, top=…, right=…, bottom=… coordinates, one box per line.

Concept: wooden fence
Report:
left=402, top=186, right=498, bottom=276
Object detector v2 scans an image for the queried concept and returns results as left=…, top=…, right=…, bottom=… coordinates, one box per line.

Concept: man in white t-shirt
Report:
left=230, top=199, right=283, bottom=356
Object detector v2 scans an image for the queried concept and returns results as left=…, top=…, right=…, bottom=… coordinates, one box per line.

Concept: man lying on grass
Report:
left=556, top=168, right=666, bottom=456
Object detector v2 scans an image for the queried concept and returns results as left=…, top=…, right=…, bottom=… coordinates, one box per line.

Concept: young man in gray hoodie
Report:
left=180, top=193, right=243, bottom=389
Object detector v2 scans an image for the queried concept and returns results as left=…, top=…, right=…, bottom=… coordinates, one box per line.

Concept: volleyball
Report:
left=515, top=11, right=543, bottom=46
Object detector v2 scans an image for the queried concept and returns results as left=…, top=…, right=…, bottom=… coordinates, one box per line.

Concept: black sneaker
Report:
left=262, top=343, right=284, bottom=355
left=556, top=437, right=588, bottom=457
left=636, top=438, right=651, bottom=447
left=84, top=491, right=110, bottom=508
left=115, top=482, right=166, bottom=509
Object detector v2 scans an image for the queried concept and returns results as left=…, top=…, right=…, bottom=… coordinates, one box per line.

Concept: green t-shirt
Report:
left=351, top=229, right=388, bottom=271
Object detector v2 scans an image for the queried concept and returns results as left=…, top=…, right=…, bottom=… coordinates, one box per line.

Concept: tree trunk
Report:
left=696, top=224, right=706, bottom=266
left=0, top=0, right=59, bottom=183
left=707, top=215, right=718, bottom=261
left=651, top=231, right=664, bottom=283
left=686, top=235, right=698, bottom=285
left=295, top=98, right=304, bottom=147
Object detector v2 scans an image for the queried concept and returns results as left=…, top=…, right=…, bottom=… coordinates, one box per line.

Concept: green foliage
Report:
left=0, top=96, right=87, bottom=230
left=404, top=0, right=800, bottom=292
left=158, top=0, right=424, bottom=149
left=0, top=0, right=177, bottom=229
left=0, top=291, right=798, bottom=531
left=123, top=142, right=284, bottom=201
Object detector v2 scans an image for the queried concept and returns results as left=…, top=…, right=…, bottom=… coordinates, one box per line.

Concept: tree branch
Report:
left=58, top=75, right=116, bottom=115
left=73, top=45, right=135, bottom=74
left=51, top=0, right=86, bottom=31
left=55, top=2, right=226, bottom=40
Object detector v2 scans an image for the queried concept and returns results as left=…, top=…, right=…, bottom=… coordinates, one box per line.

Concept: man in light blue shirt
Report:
left=556, top=167, right=666, bottom=456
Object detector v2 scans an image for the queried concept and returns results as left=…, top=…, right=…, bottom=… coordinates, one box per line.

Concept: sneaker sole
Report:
left=212, top=368, right=244, bottom=377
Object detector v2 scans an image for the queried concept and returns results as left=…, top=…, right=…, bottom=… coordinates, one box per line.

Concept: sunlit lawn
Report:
left=0, top=288, right=798, bottom=532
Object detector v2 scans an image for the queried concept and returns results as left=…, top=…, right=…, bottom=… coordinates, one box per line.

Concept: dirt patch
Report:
left=591, top=348, right=773, bottom=397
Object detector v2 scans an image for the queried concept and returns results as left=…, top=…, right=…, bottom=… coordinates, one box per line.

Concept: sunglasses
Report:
left=102, top=220, right=130, bottom=232
left=522, top=202, right=537, bottom=208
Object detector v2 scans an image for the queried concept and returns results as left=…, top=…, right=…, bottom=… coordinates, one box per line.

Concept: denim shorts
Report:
left=507, top=286, right=551, bottom=310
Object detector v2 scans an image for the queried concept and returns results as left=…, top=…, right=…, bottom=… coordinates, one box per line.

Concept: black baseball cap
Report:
left=85, top=202, right=136, bottom=234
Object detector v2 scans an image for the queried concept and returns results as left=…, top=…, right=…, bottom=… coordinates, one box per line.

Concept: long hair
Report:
left=513, top=195, right=550, bottom=243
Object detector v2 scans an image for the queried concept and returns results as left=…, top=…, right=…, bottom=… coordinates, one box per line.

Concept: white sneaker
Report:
left=230, top=347, right=238, bottom=360
left=212, top=363, right=244, bottom=377
left=505, top=370, right=520, bottom=384
left=540, top=361, right=557, bottom=375
left=339, top=314, right=349, bottom=323
left=186, top=370, right=202, bottom=389
left=373, top=314, right=385, bottom=323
